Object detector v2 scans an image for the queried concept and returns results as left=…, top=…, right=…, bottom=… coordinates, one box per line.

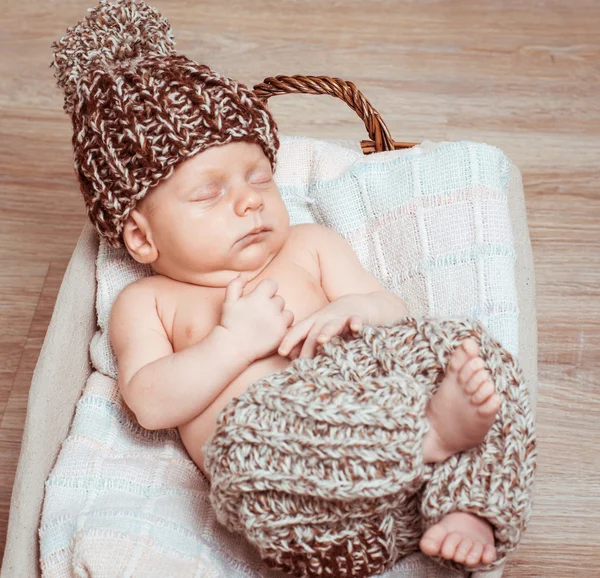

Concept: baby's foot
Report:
left=422, top=338, right=501, bottom=463
left=420, top=512, right=496, bottom=567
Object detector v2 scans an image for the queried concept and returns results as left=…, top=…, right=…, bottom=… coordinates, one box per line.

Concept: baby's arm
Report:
left=279, top=225, right=410, bottom=358
left=313, top=224, right=409, bottom=322
left=109, top=282, right=252, bottom=431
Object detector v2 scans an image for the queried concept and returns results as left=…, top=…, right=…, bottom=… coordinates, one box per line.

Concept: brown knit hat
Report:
left=51, top=0, right=280, bottom=247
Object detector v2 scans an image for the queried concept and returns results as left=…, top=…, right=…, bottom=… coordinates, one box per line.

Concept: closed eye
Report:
left=190, top=190, right=223, bottom=203
left=190, top=182, right=223, bottom=197
left=251, top=174, right=273, bottom=184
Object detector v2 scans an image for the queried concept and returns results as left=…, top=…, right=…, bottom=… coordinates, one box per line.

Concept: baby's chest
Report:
left=169, top=265, right=329, bottom=352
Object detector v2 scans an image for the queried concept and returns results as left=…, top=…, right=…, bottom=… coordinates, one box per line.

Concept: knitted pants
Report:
left=202, top=317, right=536, bottom=578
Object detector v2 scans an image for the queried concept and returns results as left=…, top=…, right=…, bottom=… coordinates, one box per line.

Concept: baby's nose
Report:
left=235, top=185, right=264, bottom=215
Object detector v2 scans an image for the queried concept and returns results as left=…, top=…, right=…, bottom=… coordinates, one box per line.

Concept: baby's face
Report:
left=127, top=141, right=290, bottom=286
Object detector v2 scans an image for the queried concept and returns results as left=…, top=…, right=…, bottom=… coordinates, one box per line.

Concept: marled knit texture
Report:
left=51, top=0, right=279, bottom=247
left=203, top=317, right=537, bottom=578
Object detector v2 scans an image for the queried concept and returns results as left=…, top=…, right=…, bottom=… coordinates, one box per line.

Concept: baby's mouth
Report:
left=237, top=227, right=270, bottom=244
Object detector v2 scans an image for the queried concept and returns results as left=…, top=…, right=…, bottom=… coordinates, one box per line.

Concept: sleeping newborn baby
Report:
left=109, top=140, right=501, bottom=568
left=52, top=0, right=534, bottom=575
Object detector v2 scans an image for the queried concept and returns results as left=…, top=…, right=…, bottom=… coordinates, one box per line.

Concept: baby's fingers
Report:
left=224, top=272, right=248, bottom=302
left=278, top=318, right=313, bottom=356
left=316, top=318, right=350, bottom=344
left=288, top=342, right=303, bottom=359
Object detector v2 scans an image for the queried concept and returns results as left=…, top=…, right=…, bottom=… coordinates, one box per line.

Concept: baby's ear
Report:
left=122, top=209, right=158, bottom=264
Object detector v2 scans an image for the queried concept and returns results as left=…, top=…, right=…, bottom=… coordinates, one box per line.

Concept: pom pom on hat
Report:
left=51, top=0, right=279, bottom=247
left=52, top=0, right=175, bottom=115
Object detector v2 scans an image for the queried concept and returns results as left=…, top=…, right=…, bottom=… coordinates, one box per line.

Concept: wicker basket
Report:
left=254, top=74, right=418, bottom=154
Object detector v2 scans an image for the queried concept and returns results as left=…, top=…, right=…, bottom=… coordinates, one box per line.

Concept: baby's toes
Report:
left=440, top=532, right=463, bottom=560
left=461, top=338, right=480, bottom=358
left=482, top=543, right=497, bottom=565
left=470, top=377, right=495, bottom=405
left=419, top=525, right=447, bottom=556
left=448, top=344, right=469, bottom=374
left=458, top=356, right=486, bottom=388
left=463, top=367, right=489, bottom=395
left=477, top=394, right=502, bottom=417
left=453, top=537, right=473, bottom=564
left=465, top=541, right=484, bottom=566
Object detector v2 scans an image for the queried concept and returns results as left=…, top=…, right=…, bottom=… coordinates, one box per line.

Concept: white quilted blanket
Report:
left=39, top=136, right=519, bottom=577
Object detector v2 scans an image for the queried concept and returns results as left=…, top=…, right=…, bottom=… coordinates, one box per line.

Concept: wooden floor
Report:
left=1, top=0, right=598, bottom=575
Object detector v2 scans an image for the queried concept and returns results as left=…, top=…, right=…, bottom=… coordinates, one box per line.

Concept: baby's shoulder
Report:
left=110, top=274, right=190, bottom=345
left=289, top=222, right=325, bottom=238
left=114, top=273, right=162, bottom=298
left=110, top=276, right=155, bottom=320
left=111, top=274, right=176, bottom=316
left=287, top=222, right=340, bottom=260
left=287, top=223, right=331, bottom=250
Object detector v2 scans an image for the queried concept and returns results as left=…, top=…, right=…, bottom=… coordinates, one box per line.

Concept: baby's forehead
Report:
left=187, top=142, right=268, bottom=172
left=183, top=147, right=271, bottom=178
left=149, top=142, right=271, bottom=199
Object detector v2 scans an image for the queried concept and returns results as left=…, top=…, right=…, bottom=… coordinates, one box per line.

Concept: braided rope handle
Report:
left=252, top=75, right=418, bottom=154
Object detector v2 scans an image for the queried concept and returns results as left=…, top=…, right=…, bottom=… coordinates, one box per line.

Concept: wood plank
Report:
left=0, top=262, right=68, bottom=557
left=1, top=261, right=69, bottom=431
left=0, top=262, right=48, bottom=423
left=0, top=429, right=26, bottom=563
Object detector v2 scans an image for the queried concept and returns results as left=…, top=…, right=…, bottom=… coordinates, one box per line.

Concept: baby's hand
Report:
left=220, top=273, right=295, bottom=363
left=278, top=295, right=372, bottom=359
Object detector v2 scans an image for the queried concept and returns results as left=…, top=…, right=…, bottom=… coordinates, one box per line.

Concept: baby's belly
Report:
left=178, top=352, right=293, bottom=481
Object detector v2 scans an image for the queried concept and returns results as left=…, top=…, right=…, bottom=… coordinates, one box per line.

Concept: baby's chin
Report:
left=152, top=229, right=287, bottom=286
left=158, top=258, right=271, bottom=288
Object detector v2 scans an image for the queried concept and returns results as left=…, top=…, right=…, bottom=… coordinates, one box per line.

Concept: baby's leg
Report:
left=203, top=355, right=433, bottom=578
left=352, top=317, right=535, bottom=571
left=204, top=317, right=536, bottom=576
left=422, top=338, right=501, bottom=464
left=419, top=339, right=499, bottom=567
left=396, top=318, right=537, bottom=572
